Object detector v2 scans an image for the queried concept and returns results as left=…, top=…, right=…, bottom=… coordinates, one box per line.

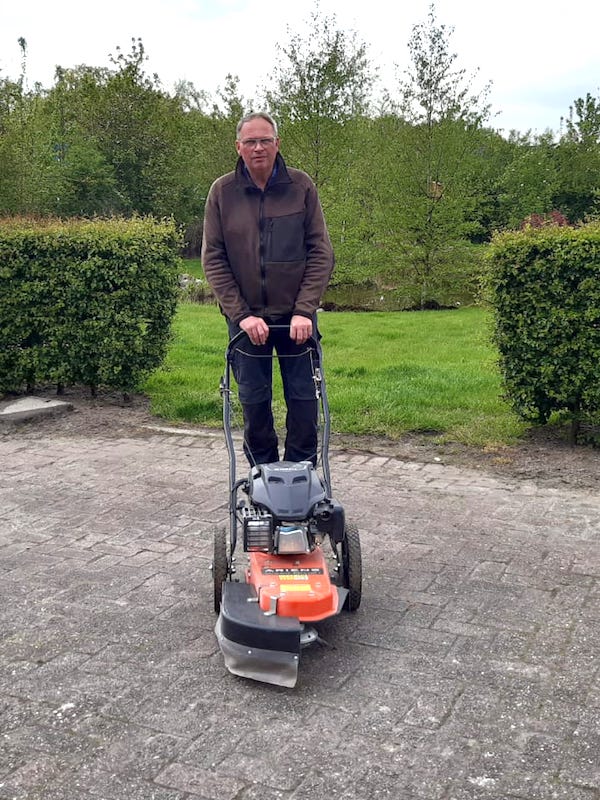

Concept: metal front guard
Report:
left=215, top=581, right=301, bottom=687
left=215, top=580, right=349, bottom=688
left=214, top=616, right=300, bottom=688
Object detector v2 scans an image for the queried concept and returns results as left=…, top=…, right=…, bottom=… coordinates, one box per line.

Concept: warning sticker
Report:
left=281, top=584, right=313, bottom=592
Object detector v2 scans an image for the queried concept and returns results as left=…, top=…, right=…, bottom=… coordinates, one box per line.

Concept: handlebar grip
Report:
left=226, top=324, right=319, bottom=358
left=225, top=325, right=321, bottom=361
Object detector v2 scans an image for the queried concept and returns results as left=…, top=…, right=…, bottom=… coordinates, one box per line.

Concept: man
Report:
left=202, top=111, right=334, bottom=466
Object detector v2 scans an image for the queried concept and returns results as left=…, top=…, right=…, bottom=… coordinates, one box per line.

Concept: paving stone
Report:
left=2, top=424, right=600, bottom=799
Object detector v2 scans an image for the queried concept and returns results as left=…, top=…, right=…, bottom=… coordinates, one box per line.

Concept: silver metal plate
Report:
left=215, top=615, right=299, bottom=688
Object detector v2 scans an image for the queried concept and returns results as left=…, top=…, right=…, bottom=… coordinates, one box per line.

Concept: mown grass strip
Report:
left=143, top=304, right=524, bottom=447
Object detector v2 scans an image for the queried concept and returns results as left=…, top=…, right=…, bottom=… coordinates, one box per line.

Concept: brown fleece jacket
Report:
left=201, top=153, right=334, bottom=324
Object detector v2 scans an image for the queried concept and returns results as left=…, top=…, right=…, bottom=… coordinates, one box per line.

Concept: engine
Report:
left=241, top=461, right=345, bottom=554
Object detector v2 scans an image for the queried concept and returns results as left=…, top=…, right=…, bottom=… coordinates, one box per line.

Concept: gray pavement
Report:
left=1, top=415, right=599, bottom=800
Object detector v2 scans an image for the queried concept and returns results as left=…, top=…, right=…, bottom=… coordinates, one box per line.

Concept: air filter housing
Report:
left=242, top=508, right=273, bottom=552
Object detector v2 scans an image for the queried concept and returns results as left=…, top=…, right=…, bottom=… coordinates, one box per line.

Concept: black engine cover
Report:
left=249, top=461, right=326, bottom=519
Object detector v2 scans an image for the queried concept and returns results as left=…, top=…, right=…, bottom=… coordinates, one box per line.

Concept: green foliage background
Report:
left=1, top=9, right=599, bottom=309
left=3, top=6, right=600, bottom=440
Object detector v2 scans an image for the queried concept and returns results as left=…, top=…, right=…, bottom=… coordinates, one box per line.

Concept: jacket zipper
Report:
left=258, top=193, right=270, bottom=312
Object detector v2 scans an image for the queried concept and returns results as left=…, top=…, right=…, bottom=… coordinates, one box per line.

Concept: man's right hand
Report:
left=240, top=316, right=270, bottom=346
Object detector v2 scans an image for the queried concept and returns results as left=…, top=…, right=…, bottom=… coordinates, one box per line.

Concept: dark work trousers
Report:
left=227, top=318, right=319, bottom=466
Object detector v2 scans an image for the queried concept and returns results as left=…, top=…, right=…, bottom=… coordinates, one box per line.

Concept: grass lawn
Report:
left=144, top=303, right=524, bottom=447
left=181, top=257, right=203, bottom=278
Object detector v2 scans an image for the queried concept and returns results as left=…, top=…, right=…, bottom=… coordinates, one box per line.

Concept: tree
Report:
left=41, top=65, right=121, bottom=215
left=374, top=3, right=492, bottom=307
left=0, top=76, right=27, bottom=212
left=95, top=39, right=183, bottom=215
left=265, top=5, right=374, bottom=190
left=42, top=40, right=195, bottom=220
left=553, top=93, right=600, bottom=222
left=0, top=38, right=58, bottom=215
left=563, top=92, right=600, bottom=146
left=199, top=73, right=250, bottom=185
left=177, top=74, right=252, bottom=255
left=461, top=127, right=519, bottom=240
left=497, top=131, right=560, bottom=229
left=263, top=5, right=375, bottom=283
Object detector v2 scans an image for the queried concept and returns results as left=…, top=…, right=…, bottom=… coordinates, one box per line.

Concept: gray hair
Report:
left=236, top=111, right=278, bottom=139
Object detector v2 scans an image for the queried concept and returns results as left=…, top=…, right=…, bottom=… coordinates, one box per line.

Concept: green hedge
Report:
left=0, top=217, right=182, bottom=395
left=487, top=221, right=600, bottom=431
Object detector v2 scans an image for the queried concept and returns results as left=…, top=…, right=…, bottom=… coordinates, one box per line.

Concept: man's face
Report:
left=236, top=118, right=279, bottom=178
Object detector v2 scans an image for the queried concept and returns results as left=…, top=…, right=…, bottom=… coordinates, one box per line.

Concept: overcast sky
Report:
left=2, top=0, right=599, bottom=136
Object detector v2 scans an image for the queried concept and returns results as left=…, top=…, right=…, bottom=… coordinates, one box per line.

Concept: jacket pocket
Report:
left=267, top=212, right=305, bottom=262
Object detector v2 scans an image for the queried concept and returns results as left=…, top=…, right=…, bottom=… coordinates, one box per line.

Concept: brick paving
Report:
left=1, top=420, right=599, bottom=800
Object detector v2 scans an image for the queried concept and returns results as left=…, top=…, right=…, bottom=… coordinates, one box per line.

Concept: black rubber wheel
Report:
left=212, top=527, right=228, bottom=613
left=341, top=520, right=362, bottom=611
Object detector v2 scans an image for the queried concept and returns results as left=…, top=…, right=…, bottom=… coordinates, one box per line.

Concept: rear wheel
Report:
left=212, top=527, right=228, bottom=613
left=341, top=521, right=362, bottom=611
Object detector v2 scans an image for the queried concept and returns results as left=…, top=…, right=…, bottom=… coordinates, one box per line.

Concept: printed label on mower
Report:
left=262, top=567, right=323, bottom=575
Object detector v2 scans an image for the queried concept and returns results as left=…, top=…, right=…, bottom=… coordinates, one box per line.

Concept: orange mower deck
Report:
left=246, top=547, right=340, bottom=622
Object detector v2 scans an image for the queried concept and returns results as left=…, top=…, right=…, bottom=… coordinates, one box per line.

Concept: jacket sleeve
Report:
left=292, top=182, right=335, bottom=318
left=201, top=181, right=252, bottom=324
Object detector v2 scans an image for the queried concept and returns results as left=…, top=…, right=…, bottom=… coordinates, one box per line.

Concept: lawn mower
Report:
left=212, top=326, right=362, bottom=688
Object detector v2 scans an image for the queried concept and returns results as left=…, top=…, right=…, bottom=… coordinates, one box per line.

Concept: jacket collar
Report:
left=236, top=152, right=291, bottom=190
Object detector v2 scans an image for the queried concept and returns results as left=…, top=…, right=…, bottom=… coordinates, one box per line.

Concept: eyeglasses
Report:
left=239, top=137, right=277, bottom=148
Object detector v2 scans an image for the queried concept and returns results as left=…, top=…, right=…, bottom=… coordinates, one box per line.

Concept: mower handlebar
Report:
left=226, top=324, right=320, bottom=359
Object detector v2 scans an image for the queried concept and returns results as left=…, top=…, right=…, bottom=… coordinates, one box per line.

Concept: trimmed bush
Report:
left=0, top=217, right=182, bottom=395
left=487, top=221, right=600, bottom=437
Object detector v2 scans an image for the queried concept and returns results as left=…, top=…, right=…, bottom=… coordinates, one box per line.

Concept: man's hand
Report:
left=290, top=315, right=313, bottom=344
left=240, top=315, right=270, bottom=345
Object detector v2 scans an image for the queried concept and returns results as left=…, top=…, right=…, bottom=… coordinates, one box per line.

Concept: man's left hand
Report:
left=290, top=315, right=313, bottom=344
